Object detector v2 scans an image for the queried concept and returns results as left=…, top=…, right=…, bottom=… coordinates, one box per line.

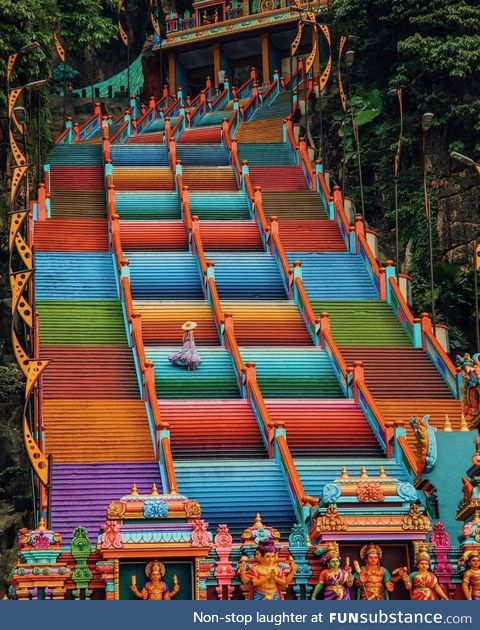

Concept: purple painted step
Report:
left=50, top=462, right=161, bottom=543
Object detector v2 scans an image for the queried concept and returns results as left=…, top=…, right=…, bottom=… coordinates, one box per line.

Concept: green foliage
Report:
left=57, top=0, right=117, bottom=54
left=53, top=63, right=81, bottom=89
left=0, top=364, right=24, bottom=403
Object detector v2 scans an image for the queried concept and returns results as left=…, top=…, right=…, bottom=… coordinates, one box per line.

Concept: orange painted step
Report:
left=40, top=347, right=140, bottom=399
left=126, top=132, right=164, bottom=144
left=221, top=301, right=311, bottom=345
left=235, top=119, right=283, bottom=143
left=341, top=347, right=455, bottom=400
left=133, top=301, right=219, bottom=345
left=120, top=221, right=188, bottom=250
left=43, top=400, right=154, bottom=462
left=200, top=221, right=263, bottom=250
left=34, top=219, right=109, bottom=251
left=179, top=127, right=222, bottom=143
left=376, top=399, right=463, bottom=447
left=278, top=220, right=346, bottom=252
left=113, top=167, right=174, bottom=191
left=160, top=400, right=265, bottom=457
left=266, top=400, right=382, bottom=455
left=182, top=167, right=237, bottom=191
left=249, top=166, right=307, bottom=191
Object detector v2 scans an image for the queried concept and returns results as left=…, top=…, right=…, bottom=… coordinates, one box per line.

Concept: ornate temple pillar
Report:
left=168, top=52, right=176, bottom=93
left=261, top=31, right=270, bottom=84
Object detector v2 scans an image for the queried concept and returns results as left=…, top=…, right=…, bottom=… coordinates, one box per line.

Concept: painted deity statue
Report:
left=312, top=542, right=353, bottom=600
left=398, top=548, right=448, bottom=600
left=238, top=539, right=297, bottom=600
left=130, top=560, right=179, bottom=600
left=354, top=543, right=394, bottom=600
left=461, top=550, right=480, bottom=600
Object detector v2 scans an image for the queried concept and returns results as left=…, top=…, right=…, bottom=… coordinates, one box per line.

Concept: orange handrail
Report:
left=243, top=172, right=255, bottom=202
left=388, top=276, right=414, bottom=326
left=321, top=328, right=349, bottom=378
left=208, top=277, right=224, bottom=327
left=285, top=118, right=297, bottom=152
left=182, top=186, right=192, bottom=231
left=224, top=325, right=244, bottom=380
left=246, top=376, right=274, bottom=447
left=397, top=435, right=421, bottom=477
left=170, top=114, right=185, bottom=137
left=358, top=232, right=381, bottom=277
left=55, top=126, right=70, bottom=144
left=317, top=172, right=332, bottom=203
left=298, top=140, right=315, bottom=190
left=231, top=141, right=242, bottom=180
left=294, top=277, right=317, bottom=334
left=270, top=229, right=293, bottom=294
left=356, top=378, right=391, bottom=457
left=423, top=324, right=458, bottom=377
left=276, top=435, right=311, bottom=506
left=253, top=187, right=268, bottom=235
left=161, top=436, right=179, bottom=493
left=192, top=229, right=207, bottom=275
left=332, top=186, right=351, bottom=237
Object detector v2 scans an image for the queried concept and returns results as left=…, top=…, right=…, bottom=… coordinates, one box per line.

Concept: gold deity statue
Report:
left=398, top=547, right=448, bottom=600
left=238, top=539, right=297, bottom=600
left=462, top=550, right=480, bottom=600
left=354, top=543, right=394, bottom=600
left=130, top=560, right=179, bottom=600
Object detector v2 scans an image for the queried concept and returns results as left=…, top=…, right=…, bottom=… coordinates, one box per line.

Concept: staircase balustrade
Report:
left=284, top=117, right=299, bottom=165
left=388, top=276, right=422, bottom=348
left=274, top=431, right=314, bottom=525
left=269, top=216, right=293, bottom=299
left=420, top=313, right=461, bottom=398
left=55, top=118, right=73, bottom=144
left=292, top=269, right=319, bottom=345
left=394, top=432, right=421, bottom=481
left=253, top=186, right=269, bottom=250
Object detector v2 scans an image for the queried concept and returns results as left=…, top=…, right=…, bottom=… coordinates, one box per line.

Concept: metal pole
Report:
left=37, top=90, right=41, bottom=187
left=62, top=61, right=66, bottom=122
left=394, top=175, right=399, bottom=279
left=423, top=130, right=436, bottom=334
left=89, top=44, right=94, bottom=108
left=347, top=68, right=365, bottom=218
left=474, top=239, right=480, bottom=353
left=127, top=40, right=131, bottom=99
left=290, top=49, right=293, bottom=117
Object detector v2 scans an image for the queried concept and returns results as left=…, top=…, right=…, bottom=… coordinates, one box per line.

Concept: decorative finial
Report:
left=360, top=467, right=368, bottom=479
left=379, top=467, right=387, bottom=478
left=340, top=467, right=349, bottom=479
left=151, top=483, right=159, bottom=496
left=460, top=412, right=469, bottom=432
left=130, top=483, right=139, bottom=496
left=253, top=513, right=263, bottom=528
left=38, top=518, right=46, bottom=531
left=443, top=415, right=452, bottom=432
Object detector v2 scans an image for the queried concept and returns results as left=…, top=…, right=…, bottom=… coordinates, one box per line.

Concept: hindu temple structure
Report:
left=6, top=1, right=480, bottom=600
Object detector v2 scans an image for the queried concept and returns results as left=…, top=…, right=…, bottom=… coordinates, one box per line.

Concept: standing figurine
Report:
left=461, top=550, right=480, bottom=600
left=354, top=543, right=394, bottom=600
left=312, top=542, right=353, bottom=600
left=130, top=560, right=179, bottom=600
left=238, top=539, right=297, bottom=600
left=399, top=547, right=448, bottom=600
left=168, top=321, right=202, bottom=370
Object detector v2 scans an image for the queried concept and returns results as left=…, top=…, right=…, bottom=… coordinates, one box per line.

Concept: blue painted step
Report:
left=146, top=347, right=240, bottom=399
left=174, top=459, right=297, bottom=536
left=110, top=144, right=169, bottom=166
left=127, top=251, right=203, bottom=299
left=287, top=253, right=378, bottom=300
left=116, top=192, right=181, bottom=219
left=145, top=117, right=178, bottom=133
left=254, top=91, right=292, bottom=121
left=189, top=192, right=249, bottom=220
left=238, top=143, right=294, bottom=166
left=47, top=144, right=102, bottom=166
left=240, top=347, right=344, bottom=398
left=206, top=252, right=286, bottom=299
left=176, top=144, right=229, bottom=166
left=35, top=253, right=117, bottom=300
left=197, top=110, right=231, bottom=127
left=295, top=457, right=409, bottom=497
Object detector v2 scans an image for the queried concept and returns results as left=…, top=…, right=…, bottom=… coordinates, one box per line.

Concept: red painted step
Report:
left=126, top=132, right=164, bottom=144
left=182, top=167, right=237, bottom=191
left=179, top=127, right=222, bottom=144
left=40, top=347, right=140, bottom=399
left=266, top=399, right=382, bottom=455
left=34, top=219, right=109, bottom=251
left=200, top=221, right=263, bottom=250
left=341, top=347, right=454, bottom=399
left=249, top=166, right=307, bottom=192
left=279, top=220, right=346, bottom=252
left=50, top=166, right=104, bottom=192
left=160, top=400, right=265, bottom=457
left=120, top=221, right=188, bottom=250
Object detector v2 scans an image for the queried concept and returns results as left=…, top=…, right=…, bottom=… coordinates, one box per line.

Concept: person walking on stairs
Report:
left=168, top=321, right=202, bottom=370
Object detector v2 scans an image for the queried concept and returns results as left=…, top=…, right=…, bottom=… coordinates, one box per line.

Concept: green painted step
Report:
left=147, top=347, right=240, bottom=399
left=311, top=301, right=411, bottom=347
left=36, top=300, right=127, bottom=345
left=240, top=348, right=343, bottom=398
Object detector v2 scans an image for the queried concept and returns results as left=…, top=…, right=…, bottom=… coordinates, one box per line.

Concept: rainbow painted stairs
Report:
left=34, top=81, right=463, bottom=550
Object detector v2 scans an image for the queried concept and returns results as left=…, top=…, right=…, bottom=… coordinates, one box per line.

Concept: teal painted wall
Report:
left=424, top=431, right=475, bottom=543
